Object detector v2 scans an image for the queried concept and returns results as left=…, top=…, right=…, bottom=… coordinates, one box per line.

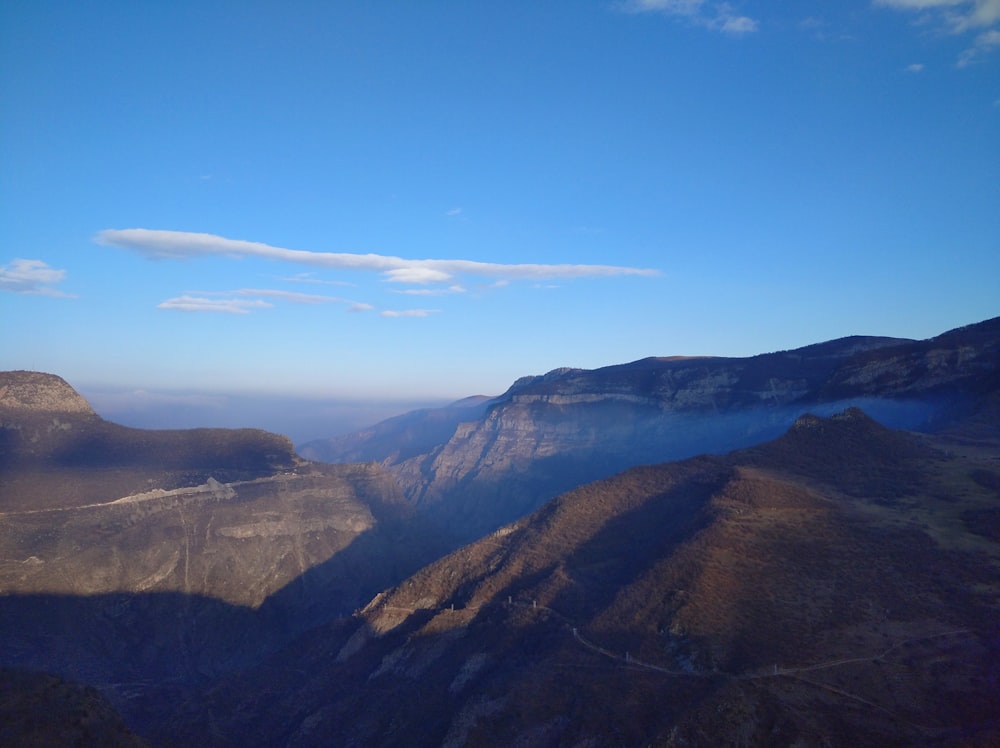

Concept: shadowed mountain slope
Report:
left=303, top=317, right=1000, bottom=542
left=175, top=407, right=1000, bottom=747
left=0, top=668, right=151, bottom=748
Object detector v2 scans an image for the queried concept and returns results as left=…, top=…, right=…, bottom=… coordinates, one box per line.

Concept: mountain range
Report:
left=302, top=317, right=1000, bottom=540
left=1, top=316, right=998, bottom=746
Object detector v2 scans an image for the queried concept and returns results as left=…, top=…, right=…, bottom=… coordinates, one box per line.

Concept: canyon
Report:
left=1, top=316, right=998, bottom=746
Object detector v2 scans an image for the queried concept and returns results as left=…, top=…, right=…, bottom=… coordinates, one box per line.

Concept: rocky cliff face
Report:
left=311, top=317, right=1000, bottom=541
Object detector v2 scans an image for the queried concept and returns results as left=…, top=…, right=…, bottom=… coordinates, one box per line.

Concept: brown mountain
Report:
left=173, top=406, right=1000, bottom=747
left=302, top=317, right=1000, bottom=542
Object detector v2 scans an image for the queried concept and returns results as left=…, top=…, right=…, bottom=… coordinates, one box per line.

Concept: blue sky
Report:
left=2, top=1, right=998, bottom=439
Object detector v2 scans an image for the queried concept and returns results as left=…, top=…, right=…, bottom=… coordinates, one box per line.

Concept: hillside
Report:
left=170, top=406, right=1000, bottom=747
left=0, top=372, right=448, bottom=740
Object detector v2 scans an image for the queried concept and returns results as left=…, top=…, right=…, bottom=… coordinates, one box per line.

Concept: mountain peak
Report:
left=0, top=370, right=96, bottom=416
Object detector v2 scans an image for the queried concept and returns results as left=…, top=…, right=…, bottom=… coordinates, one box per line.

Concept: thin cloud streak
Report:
left=392, top=285, right=467, bottom=296
left=875, top=0, right=1000, bottom=63
left=0, top=259, right=76, bottom=298
left=94, top=229, right=660, bottom=284
left=875, top=0, right=1000, bottom=31
left=162, top=288, right=376, bottom=314
left=280, top=274, right=354, bottom=287
left=380, top=309, right=440, bottom=318
left=619, top=0, right=759, bottom=34
left=204, top=288, right=356, bottom=304
left=157, top=296, right=273, bottom=314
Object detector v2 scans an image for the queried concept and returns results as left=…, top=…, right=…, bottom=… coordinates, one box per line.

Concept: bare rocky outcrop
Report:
left=0, top=371, right=97, bottom=415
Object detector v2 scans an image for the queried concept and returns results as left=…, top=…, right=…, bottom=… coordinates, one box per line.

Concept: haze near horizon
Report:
left=2, top=1, right=998, bottom=438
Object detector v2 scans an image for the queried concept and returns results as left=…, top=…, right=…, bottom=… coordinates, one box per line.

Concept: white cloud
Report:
left=719, top=12, right=758, bottom=34
left=157, top=295, right=273, bottom=314
left=876, top=0, right=1000, bottom=30
left=624, top=0, right=704, bottom=14
left=280, top=273, right=354, bottom=287
left=0, top=258, right=76, bottom=297
left=382, top=267, right=455, bottom=284
left=959, top=26, right=1000, bottom=63
left=380, top=309, right=441, bottom=318
left=94, top=229, right=660, bottom=284
left=905, top=62, right=926, bottom=71
left=216, top=288, right=354, bottom=304
left=160, top=287, right=376, bottom=314
left=393, top=285, right=467, bottom=296
left=875, top=0, right=1000, bottom=63
left=620, top=0, right=759, bottom=34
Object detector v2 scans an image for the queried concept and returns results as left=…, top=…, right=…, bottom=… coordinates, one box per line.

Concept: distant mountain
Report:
left=173, top=406, right=1000, bottom=747
left=303, top=317, right=1000, bottom=541
left=298, top=395, right=495, bottom=465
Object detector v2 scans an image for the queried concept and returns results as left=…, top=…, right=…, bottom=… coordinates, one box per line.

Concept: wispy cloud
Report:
left=158, top=288, right=376, bottom=315
left=380, top=309, right=441, bottom=318
left=392, top=285, right=467, bottom=297
left=905, top=62, right=926, bottom=71
left=875, top=0, right=1000, bottom=64
left=619, top=0, right=759, bottom=35
left=208, top=288, right=357, bottom=305
left=94, top=229, right=660, bottom=285
left=0, top=259, right=76, bottom=298
left=958, top=27, right=1000, bottom=64
left=875, top=0, right=1000, bottom=31
left=280, top=273, right=354, bottom=287
left=157, top=296, right=273, bottom=314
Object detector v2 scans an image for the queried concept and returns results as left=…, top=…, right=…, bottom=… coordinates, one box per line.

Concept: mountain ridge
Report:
left=303, top=317, right=999, bottom=542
